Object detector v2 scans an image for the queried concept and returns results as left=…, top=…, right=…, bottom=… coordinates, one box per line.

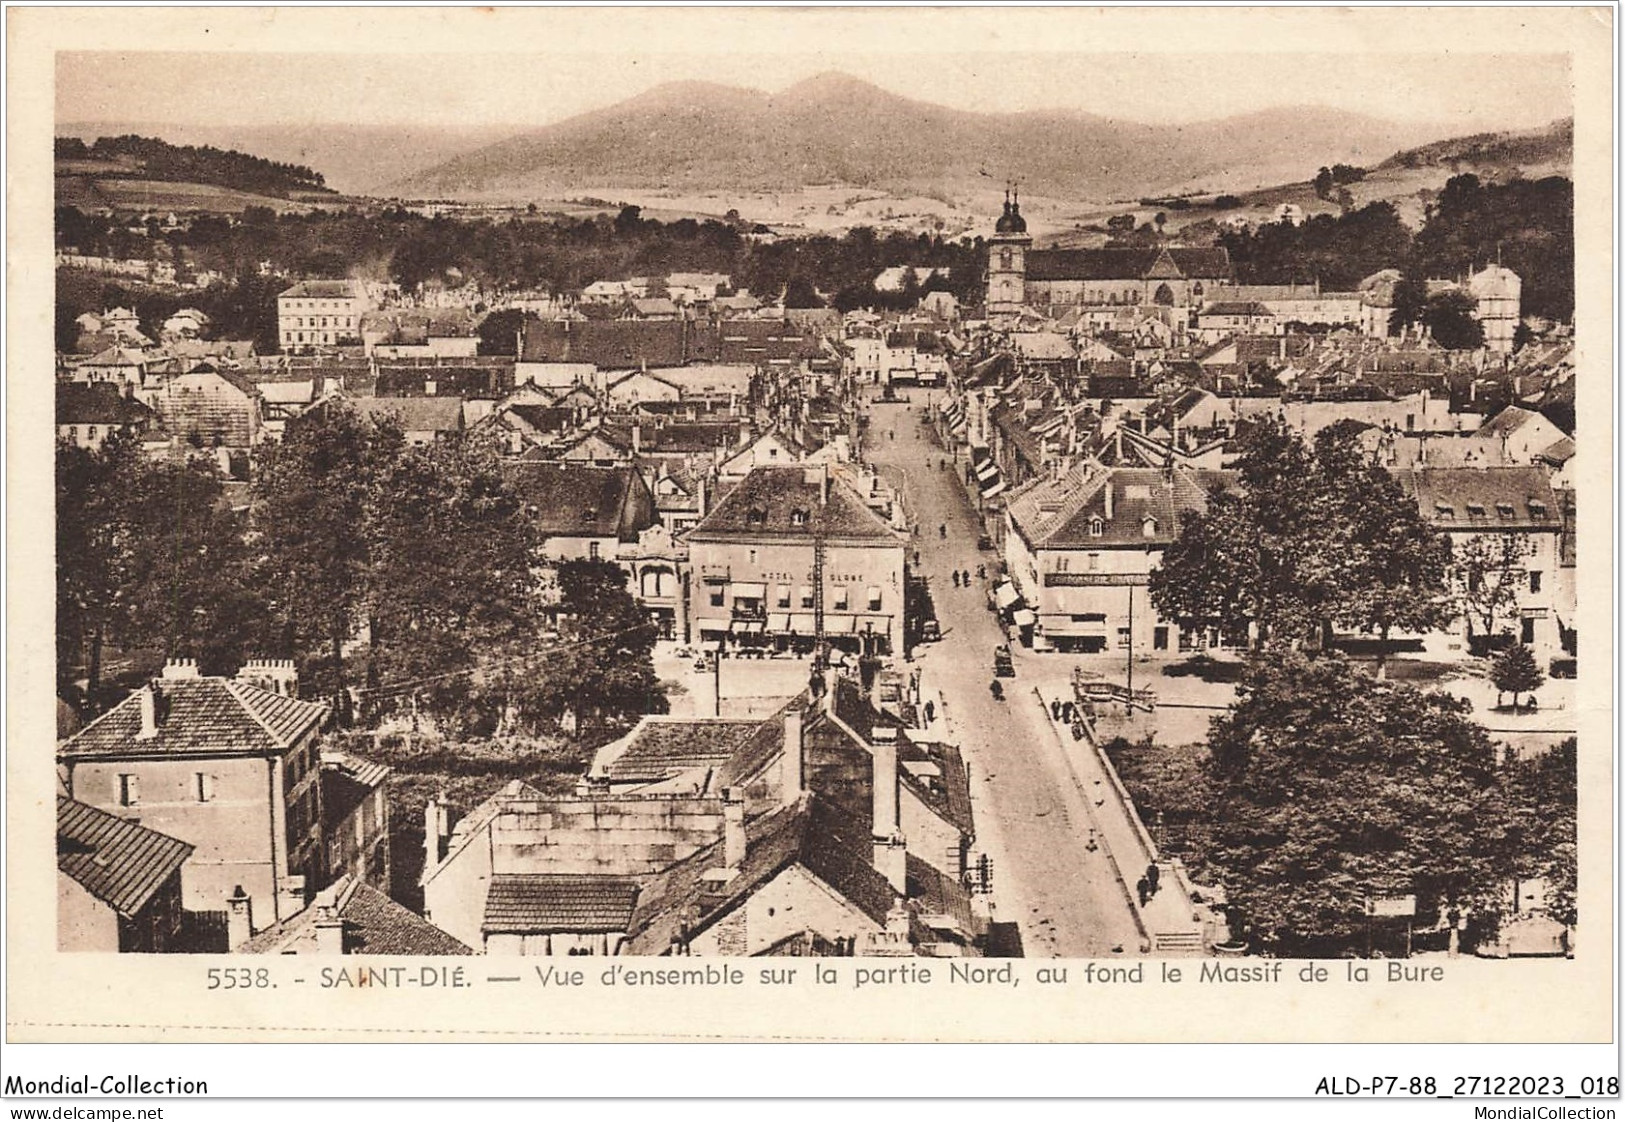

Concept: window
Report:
left=776, top=586, right=791, bottom=609
left=195, top=772, right=214, bottom=803
left=1496, top=503, right=1516, bottom=520
left=1405, top=414, right=1416, bottom=432
left=1466, top=504, right=1487, bottom=519
left=1529, top=570, right=1542, bottom=594
left=799, top=586, right=814, bottom=609
left=1142, top=517, right=1158, bottom=539
left=1087, top=553, right=1099, bottom=572
left=867, top=587, right=883, bottom=612
left=789, top=509, right=808, bottom=527
left=588, top=541, right=600, bottom=561
left=749, top=550, right=757, bottom=564
left=833, top=587, right=849, bottom=611
left=1528, top=501, right=1548, bottom=519
left=710, top=590, right=725, bottom=608
left=117, top=774, right=139, bottom=807
left=1434, top=503, right=1455, bottom=520
left=1090, top=517, right=1103, bottom=537
left=1153, top=626, right=1169, bottom=651
left=1055, top=556, right=1070, bottom=573
left=1116, top=627, right=1131, bottom=649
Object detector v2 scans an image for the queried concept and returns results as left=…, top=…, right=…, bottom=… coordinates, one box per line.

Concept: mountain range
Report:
left=388, top=73, right=1454, bottom=202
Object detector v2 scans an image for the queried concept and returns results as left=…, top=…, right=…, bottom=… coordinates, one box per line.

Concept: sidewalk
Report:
left=1034, top=683, right=1207, bottom=954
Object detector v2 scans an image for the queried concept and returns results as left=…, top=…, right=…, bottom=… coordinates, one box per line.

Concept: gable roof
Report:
left=1475, top=405, right=1551, bottom=441
left=623, top=794, right=895, bottom=954
left=57, top=383, right=155, bottom=426
left=57, top=796, right=193, bottom=916
left=482, top=874, right=641, bottom=934
left=1025, top=247, right=1232, bottom=283
left=687, top=466, right=900, bottom=545
left=502, top=461, right=654, bottom=541
left=61, top=678, right=330, bottom=760
left=1007, top=465, right=1227, bottom=549
left=240, top=876, right=473, bottom=955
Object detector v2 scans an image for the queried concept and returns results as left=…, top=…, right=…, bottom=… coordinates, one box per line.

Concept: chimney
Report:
left=781, top=709, right=804, bottom=805
left=137, top=683, right=161, bottom=740
left=1104, top=481, right=1115, bottom=521
left=424, top=799, right=445, bottom=871
left=722, top=787, right=747, bottom=869
left=870, top=726, right=906, bottom=891
left=226, top=886, right=252, bottom=949
left=162, top=658, right=199, bottom=680
left=632, top=423, right=642, bottom=456
left=313, top=904, right=345, bottom=955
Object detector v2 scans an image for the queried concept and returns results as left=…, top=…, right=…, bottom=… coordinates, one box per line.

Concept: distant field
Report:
left=56, top=175, right=317, bottom=214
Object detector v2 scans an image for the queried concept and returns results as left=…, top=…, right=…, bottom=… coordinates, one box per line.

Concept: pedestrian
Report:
left=961, top=569, right=971, bottom=587
left=977, top=564, right=985, bottom=580
left=1137, top=877, right=1150, bottom=907
left=952, top=570, right=961, bottom=588
left=1146, top=863, right=1160, bottom=896
left=1050, top=699, right=1061, bottom=721
left=924, top=699, right=935, bottom=724
left=939, top=523, right=947, bottom=540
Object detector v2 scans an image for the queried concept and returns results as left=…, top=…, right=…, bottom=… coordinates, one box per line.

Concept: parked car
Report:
left=993, top=644, right=1015, bottom=678
left=976, top=533, right=994, bottom=551
left=920, top=620, right=942, bottom=643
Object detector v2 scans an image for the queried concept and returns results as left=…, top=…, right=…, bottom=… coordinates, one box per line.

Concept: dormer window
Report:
left=1496, top=503, right=1516, bottom=520
left=1089, top=517, right=1104, bottom=537
left=1466, top=503, right=1487, bottom=519
left=1434, top=503, right=1454, bottom=520
left=1528, top=501, right=1548, bottom=519
left=582, top=508, right=597, bottom=522
left=1142, top=517, right=1158, bottom=539
left=748, top=508, right=767, bottom=526
left=789, top=508, right=808, bottom=527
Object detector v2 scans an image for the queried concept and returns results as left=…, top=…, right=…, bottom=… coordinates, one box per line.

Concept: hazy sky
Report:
left=58, top=43, right=1572, bottom=134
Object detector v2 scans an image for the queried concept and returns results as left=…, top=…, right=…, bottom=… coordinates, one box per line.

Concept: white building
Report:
left=277, top=280, right=366, bottom=351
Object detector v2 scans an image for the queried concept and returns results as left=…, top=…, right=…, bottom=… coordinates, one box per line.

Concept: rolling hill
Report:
left=391, top=72, right=1451, bottom=204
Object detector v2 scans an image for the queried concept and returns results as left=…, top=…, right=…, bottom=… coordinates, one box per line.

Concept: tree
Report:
left=1490, top=643, right=1544, bottom=711
left=1422, top=288, right=1485, bottom=350
left=254, top=404, right=403, bottom=721
left=1455, top=533, right=1528, bottom=650
left=1388, top=275, right=1429, bottom=335
left=1502, top=738, right=1576, bottom=929
left=1204, top=652, right=1524, bottom=956
left=364, top=434, right=537, bottom=732
left=513, top=559, right=665, bottom=733
left=1313, top=166, right=1335, bottom=199
left=1311, top=424, right=1454, bottom=673
left=477, top=308, right=527, bottom=357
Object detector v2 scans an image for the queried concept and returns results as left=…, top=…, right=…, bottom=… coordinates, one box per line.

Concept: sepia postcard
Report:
left=5, top=5, right=1616, bottom=1065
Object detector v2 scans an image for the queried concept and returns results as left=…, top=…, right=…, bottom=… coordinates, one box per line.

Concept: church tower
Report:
left=985, top=187, right=1031, bottom=316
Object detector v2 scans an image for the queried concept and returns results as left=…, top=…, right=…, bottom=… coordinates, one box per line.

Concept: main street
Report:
left=864, top=393, right=1145, bottom=957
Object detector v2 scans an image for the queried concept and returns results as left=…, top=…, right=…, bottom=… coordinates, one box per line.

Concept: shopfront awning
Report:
left=767, top=613, right=791, bottom=632
left=1012, top=608, right=1037, bottom=627
left=789, top=613, right=818, bottom=633
left=696, top=618, right=731, bottom=633
left=826, top=616, right=857, bottom=634
left=980, top=478, right=1007, bottom=499
left=730, top=582, right=767, bottom=599
left=730, top=620, right=765, bottom=634
left=975, top=462, right=1000, bottom=482
left=995, top=583, right=1020, bottom=610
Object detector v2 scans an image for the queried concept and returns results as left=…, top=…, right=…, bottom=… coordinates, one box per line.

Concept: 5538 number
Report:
left=206, top=967, right=273, bottom=990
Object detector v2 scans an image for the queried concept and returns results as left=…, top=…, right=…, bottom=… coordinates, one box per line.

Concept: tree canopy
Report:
left=1203, top=652, right=1541, bottom=956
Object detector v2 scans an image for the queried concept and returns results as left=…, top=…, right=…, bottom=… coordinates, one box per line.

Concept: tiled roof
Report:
left=1006, top=465, right=1227, bottom=549
left=240, top=877, right=474, bottom=955
left=57, top=796, right=192, bottom=917
left=1025, top=247, right=1231, bottom=283
left=502, top=462, right=653, bottom=541
left=319, top=750, right=390, bottom=833
left=595, top=719, right=760, bottom=783
left=340, top=883, right=474, bottom=954
left=686, top=466, right=900, bottom=545
left=353, top=395, right=465, bottom=433
left=1399, top=467, right=1561, bottom=531
left=61, top=678, right=329, bottom=760
left=1475, top=405, right=1546, bottom=441
left=624, top=793, right=895, bottom=954
left=280, top=280, right=357, bottom=300
left=482, top=874, right=641, bottom=934
left=56, top=383, right=155, bottom=426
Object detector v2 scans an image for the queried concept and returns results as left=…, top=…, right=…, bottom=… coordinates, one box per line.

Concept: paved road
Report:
left=866, top=395, right=1145, bottom=957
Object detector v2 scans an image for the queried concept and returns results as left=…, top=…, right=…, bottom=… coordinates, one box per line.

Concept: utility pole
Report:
left=1126, top=582, right=1134, bottom=703
left=812, top=466, right=829, bottom=671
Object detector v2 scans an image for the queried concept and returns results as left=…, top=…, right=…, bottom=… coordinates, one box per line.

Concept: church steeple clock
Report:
left=985, top=186, right=1031, bottom=315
